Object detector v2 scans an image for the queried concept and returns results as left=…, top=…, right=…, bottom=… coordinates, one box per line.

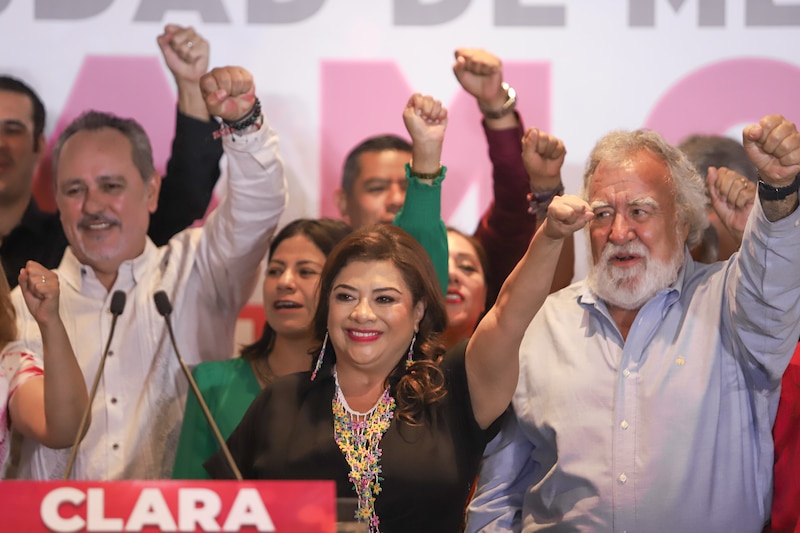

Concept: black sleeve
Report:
left=148, top=109, right=223, bottom=246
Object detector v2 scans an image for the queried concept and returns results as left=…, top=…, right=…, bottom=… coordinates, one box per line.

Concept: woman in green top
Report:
left=172, top=218, right=352, bottom=479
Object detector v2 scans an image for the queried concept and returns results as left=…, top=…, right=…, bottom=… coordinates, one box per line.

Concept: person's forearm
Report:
left=483, top=112, right=519, bottom=131
left=477, top=119, right=534, bottom=301
left=176, top=79, right=211, bottom=121
left=394, top=168, right=448, bottom=295
left=762, top=193, right=799, bottom=222
left=411, top=141, right=442, bottom=174
left=467, top=223, right=567, bottom=427
left=39, top=319, right=88, bottom=447
left=490, top=224, right=565, bottom=336
left=150, top=109, right=222, bottom=245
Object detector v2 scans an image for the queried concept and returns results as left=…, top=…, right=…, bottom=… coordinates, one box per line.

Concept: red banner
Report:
left=0, top=480, right=335, bottom=532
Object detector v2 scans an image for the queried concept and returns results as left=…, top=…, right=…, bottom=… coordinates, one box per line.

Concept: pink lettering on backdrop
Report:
left=32, top=56, right=176, bottom=212
left=645, top=57, right=800, bottom=144
left=319, top=60, right=551, bottom=223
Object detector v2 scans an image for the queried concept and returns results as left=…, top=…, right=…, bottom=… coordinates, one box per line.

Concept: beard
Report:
left=587, top=239, right=684, bottom=310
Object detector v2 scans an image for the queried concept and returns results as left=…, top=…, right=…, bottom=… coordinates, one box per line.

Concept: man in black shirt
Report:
left=0, top=76, right=61, bottom=287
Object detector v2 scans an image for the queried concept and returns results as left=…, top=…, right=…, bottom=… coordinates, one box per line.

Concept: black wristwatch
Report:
left=757, top=172, right=800, bottom=201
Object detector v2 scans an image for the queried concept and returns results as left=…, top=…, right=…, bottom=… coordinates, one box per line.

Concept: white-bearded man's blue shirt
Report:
left=467, top=197, right=800, bottom=532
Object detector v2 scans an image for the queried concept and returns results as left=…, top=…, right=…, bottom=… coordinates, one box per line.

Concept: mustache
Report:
left=77, top=214, right=120, bottom=229
left=600, top=241, right=649, bottom=263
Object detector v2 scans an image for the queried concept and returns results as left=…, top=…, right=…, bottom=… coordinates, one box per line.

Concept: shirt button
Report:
left=620, top=420, right=629, bottom=430
left=112, top=443, right=119, bottom=451
left=619, top=473, right=628, bottom=484
left=108, top=350, right=114, bottom=357
left=110, top=397, right=117, bottom=404
left=622, top=369, right=631, bottom=377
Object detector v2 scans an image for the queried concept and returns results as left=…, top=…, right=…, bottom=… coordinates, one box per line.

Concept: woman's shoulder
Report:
left=1, top=341, right=40, bottom=367
left=0, top=341, right=43, bottom=385
left=1, top=340, right=32, bottom=357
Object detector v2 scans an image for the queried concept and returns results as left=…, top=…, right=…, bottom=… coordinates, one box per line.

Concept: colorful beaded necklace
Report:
left=332, top=367, right=396, bottom=533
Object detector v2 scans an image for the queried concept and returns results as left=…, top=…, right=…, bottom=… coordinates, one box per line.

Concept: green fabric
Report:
left=393, top=164, right=448, bottom=295
left=172, top=358, right=261, bottom=479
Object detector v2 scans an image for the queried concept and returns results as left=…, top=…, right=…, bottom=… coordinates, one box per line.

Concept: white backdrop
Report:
left=2, top=0, right=799, bottom=285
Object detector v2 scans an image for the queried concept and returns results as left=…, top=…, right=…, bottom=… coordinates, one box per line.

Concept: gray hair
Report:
left=678, top=134, right=757, bottom=182
left=581, top=129, right=709, bottom=249
left=52, top=110, right=156, bottom=183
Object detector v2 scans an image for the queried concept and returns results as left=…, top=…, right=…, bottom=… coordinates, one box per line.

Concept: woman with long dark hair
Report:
left=208, top=202, right=590, bottom=531
left=172, top=218, right=351, bottom=479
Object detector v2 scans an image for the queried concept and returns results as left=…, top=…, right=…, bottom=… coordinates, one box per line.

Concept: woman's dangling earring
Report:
left=406, top=333, right=416, bottom=369
left=311, top=332, right=328, bottom=381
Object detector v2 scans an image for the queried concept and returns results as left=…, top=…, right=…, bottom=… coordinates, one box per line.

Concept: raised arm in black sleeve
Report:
left=148, top=109, right=223, bottom=245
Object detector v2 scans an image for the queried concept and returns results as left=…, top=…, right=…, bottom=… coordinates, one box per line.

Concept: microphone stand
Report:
left=153, top=291, right=243, bottom=481
left=63, top=290, right=126, bottom=480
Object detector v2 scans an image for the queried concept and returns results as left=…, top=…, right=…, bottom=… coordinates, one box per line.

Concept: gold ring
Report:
left=40, top=276, right=46, bottom=284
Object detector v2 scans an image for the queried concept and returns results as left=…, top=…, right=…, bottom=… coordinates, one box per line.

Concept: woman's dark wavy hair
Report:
left=312, top=224, right=449, bottom=424
left=240, top=218, right=352, bottom=363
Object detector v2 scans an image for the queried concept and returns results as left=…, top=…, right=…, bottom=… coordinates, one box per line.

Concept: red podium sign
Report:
left=0, top=480, right=335, bottom=532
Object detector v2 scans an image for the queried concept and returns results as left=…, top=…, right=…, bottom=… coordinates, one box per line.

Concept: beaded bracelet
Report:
left=407, top=160, right=444, bottom=180
left=213, top=97, right=263, bottom=139
left=527, top=183, right=564, bottom=216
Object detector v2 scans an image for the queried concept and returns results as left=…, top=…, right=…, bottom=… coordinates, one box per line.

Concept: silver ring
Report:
left=40, top=276, right=46, bottom=284
left=186, top=40, right=194, bottom=48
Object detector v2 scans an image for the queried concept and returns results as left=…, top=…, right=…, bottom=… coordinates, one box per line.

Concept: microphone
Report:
left=63, top=290, right=126, bottom=480
left=153, top=290, right=243, bottom=481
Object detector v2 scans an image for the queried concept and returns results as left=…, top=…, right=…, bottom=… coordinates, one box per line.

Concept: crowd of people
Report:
left=1, top=23, right=799, bottom=533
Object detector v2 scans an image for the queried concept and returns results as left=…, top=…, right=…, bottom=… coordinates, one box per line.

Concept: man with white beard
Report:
left=466, top=115, right=800, bottom=533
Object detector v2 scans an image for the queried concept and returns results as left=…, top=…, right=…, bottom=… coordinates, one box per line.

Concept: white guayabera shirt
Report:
left=10, top=122, right=287, bottom=480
